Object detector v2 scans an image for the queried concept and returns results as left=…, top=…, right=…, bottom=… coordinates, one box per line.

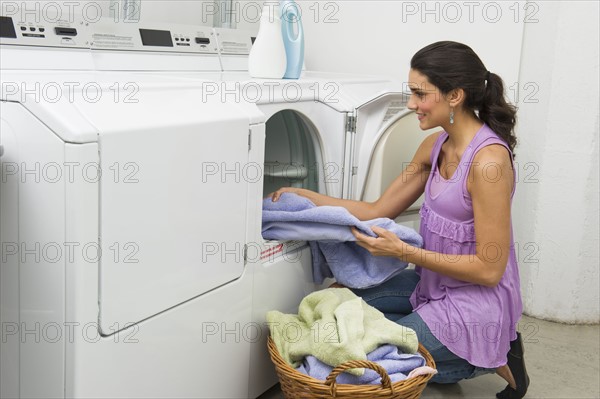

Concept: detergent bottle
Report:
left=280, top=0, right=304, bottom=79
left=248, top=2, right=287, bottom=79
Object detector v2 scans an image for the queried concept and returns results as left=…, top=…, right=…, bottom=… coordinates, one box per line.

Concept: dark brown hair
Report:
left=411, top=41, right=517, bottom=155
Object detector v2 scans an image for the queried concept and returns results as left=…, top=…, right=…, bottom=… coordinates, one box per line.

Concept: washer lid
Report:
left=94, top=89, right=256, bottom=333
left=0, top=71, right=264, bottom=142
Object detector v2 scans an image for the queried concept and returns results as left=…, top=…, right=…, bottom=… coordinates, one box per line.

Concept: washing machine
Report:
left=0, top=13, right=433, bottom=399
left=0, top=14, right=264, bottom=399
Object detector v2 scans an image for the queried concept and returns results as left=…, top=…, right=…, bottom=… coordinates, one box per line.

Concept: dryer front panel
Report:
left=98, top=116, right=251, bottom=333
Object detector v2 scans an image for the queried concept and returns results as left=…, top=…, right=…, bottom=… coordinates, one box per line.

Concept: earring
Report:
left=450, top=108, right=455, bottom=125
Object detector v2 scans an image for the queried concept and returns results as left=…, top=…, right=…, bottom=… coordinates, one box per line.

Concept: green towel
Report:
left=266, top=288, right=418, bottom=375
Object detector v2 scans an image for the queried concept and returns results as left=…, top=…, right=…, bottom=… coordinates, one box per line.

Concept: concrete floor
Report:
left=257, top=315, right=600, bottom=398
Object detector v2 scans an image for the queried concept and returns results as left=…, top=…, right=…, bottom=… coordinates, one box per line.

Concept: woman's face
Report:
left=406, top=68, right=451, bottom=130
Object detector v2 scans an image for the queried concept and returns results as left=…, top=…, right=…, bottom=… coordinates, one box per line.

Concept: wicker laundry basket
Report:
left=267, top=336, right=436, bottom=399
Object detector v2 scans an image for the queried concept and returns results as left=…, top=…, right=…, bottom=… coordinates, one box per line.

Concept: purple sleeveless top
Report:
left=409, top=123, right=523, bottom=368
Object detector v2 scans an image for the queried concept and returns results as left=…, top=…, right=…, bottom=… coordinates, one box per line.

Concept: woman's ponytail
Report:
left=478, top=72, right=518, bottom=154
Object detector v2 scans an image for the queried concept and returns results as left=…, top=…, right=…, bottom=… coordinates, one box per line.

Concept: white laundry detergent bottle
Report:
left=248, top=2, right=287, bottom=79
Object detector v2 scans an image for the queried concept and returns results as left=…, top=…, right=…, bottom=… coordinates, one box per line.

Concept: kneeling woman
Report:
left=271, top=41, right=530, bottom=399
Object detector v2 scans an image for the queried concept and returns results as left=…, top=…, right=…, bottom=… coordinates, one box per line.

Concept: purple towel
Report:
left=262, top=193, right=423, bottom=289
left=296, top=344, right=426, bottom=384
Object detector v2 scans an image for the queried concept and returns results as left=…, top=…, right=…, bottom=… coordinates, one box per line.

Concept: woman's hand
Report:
left=269, top=187, right=302, bottom=202
left=351, top=226, right=413, bottom=260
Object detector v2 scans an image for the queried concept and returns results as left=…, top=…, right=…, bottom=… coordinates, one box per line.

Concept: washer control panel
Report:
left=91, top=20, right=217, bottom=54
left=0, top=15, right=92, bottom=48
left=1, top=14, right=218, bottom=55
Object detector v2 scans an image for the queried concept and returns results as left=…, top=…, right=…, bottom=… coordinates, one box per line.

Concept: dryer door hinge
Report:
left=346, top=115, right=356, bottom=133
left=248, top=129, right=252, bottom=151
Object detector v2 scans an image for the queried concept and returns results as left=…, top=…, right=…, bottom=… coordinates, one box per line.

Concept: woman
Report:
left=271, top=41, right=529, bottom=398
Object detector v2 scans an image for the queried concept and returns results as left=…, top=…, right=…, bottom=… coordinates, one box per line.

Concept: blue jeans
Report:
left=350, top=269, right=496, bottom=384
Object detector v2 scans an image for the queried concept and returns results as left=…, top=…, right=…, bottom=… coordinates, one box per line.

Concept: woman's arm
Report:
left=271, top=132, right=439, bottom=221
left=353, top=144, right=514, bottom=287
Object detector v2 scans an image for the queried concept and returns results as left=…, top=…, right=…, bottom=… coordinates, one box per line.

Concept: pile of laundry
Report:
left=267, top=288, right=437, bottom=384
left=262, top=193, right=424, bottom=289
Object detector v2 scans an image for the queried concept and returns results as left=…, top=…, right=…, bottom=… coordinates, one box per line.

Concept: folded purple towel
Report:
left=262, top=193, right=423, bottom=289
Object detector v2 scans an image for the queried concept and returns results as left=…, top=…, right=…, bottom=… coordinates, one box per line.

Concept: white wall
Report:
left=513, top=1, right=599, bottom=323
left=297, top=1, right=525, bottom=89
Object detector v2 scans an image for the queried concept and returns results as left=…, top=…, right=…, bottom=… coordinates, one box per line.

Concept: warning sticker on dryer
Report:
left=92, top=33, right=134, bottom=49
left=260, top=244, right=284, bottom=260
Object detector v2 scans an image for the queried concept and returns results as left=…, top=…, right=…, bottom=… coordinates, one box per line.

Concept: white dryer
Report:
left=1, top=14, right=263, bottom=399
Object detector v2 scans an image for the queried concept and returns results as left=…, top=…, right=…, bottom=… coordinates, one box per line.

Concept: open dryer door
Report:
left=350, top=94, right=438, bottom=216
left=73, top=85, right=258, bottom=334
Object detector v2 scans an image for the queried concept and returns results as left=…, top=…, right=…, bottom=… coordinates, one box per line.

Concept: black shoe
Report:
left=496, top=332, right=530, bottom=399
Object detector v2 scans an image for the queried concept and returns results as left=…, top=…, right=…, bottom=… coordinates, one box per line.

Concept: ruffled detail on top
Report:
left=419, top=203, right=475, bottom=243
